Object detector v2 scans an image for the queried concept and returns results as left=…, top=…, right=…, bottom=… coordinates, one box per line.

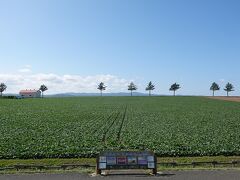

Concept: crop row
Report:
left=0, top=96, right=240, bottom=159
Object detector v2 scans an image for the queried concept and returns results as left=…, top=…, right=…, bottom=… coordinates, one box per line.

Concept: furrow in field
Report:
left=101, top=112, right=121, bottom=143
left=92, top=111, right=116, bottom=136
left=116, top=105, right=127, bottom=142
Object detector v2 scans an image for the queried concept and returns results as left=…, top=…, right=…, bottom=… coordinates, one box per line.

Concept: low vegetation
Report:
left=0, top=97, right=240, bottom=159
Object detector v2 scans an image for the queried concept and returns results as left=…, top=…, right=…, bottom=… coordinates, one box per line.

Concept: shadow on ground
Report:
left=100, top=172, right=175, bottom=178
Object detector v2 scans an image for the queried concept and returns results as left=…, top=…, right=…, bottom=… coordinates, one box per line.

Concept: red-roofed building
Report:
left=19, top=89, right=41, bottom=98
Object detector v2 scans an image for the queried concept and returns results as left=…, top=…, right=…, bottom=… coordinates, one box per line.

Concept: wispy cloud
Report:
left=18, top=68, right=32, bottom=73
left=18, top=65, right=32, bottom=73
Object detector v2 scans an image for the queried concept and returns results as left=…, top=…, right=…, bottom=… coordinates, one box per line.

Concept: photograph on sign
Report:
left=138, top=156, right=148, bottom=165
left=127, top=156, right=137, bottom=165
left=117, top=157, right=127, bottom=165
left=99, top=156, right=106, bottom=162
left=107, top=156, right=117, bottom=165
left=148, top=162, right=155, bottom=169
left=99, top=163, right=107, bottom=169
left=147, top=156, right=154, bottom=162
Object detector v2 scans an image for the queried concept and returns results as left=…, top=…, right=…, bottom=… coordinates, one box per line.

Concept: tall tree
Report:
left=210, top=82, right=220, bottom=97
left=146, top=81, right=155, bottom=96
left=224, top=82, right=234, bottom=97
left=0, top=83, right=7, bottom=97
left=128, top=82, right=137, bottom=96
left=169, top=83, right=180, bottom=96
left=39, top=84, right=48, bottom=98
left=97, top=82, right=106, bottom=96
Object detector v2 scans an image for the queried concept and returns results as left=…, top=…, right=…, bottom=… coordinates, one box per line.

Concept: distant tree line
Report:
left=97, top=81, right=237, bottom=97
left=0, top=81, right=237, bottom=98
left=97, top=82, right=181, bottom=96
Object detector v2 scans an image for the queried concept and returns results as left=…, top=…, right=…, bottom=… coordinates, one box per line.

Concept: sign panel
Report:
left=148, top=162, right=155, bottom=169
left=117, top=157, right=127, bottom=165
left=99, top=163, right=107, bottom=169
left=97, top=151, right=156, bottom=172
left=97, top=151, right=157, bottom=175
left=138, top=156, right=148, bottom=165
left=107, top=157, right=116, bottom=165
left=128, top=156, right=137, bottom=165
left=147, top=156, right=154, bottom=162
left=99, top=156, right=106, bottom=163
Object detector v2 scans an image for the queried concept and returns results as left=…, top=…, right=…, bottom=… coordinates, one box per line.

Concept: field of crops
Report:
left=0, top=96, right=240, bottom=159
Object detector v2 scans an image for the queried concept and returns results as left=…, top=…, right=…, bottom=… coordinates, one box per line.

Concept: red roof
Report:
left=19, top=90, right=40, bottom=94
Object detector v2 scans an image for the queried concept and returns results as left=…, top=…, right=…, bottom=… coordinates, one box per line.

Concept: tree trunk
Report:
left=101, top=90, right=102, bottom=97
left=174, top=90, right=176, bottom=96
left=0, top=92, right=2, bottom=97
left=149, top=90, right=151, bottom=96
left=227, top=91, right=229, bottom=97
left=131, top=90, right=133, bottom=97
left=42, top=92, right=44, bottom=98
left=213, top=90, right=214, bottom=97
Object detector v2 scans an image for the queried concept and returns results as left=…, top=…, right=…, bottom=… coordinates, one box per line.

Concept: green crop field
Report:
left=0, top=96, right=240, bottom=159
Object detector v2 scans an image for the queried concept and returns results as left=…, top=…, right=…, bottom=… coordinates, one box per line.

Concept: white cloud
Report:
left=18, top=68, right=32, bottom=73
left=18, top=65, right=32, bottom=73
left=0, top=72, right=131, bottom=94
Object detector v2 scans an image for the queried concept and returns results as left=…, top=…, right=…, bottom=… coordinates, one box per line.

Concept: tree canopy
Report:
left=224, top=82, right=234, bottom=96
left=97, top=82, right=106, bottom=96
left=128, top=82, right=137, bottom=96
left=210, top=82, right=220, bottom=96
left=0, top=83, right=7, bottom=96
left=146, top=81, right=155, bottom=96
left=39, top=84, right=48, bottom=98
left=169, top=83, right=180, bottom=96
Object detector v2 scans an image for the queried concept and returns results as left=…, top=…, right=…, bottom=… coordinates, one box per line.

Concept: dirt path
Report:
left=1, top=170, right=240, bottom=180
left=207, top=96, right=240, bottom=102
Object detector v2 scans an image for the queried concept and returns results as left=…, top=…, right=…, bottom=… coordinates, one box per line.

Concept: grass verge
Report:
left=0, top=156, right=240, bottom=174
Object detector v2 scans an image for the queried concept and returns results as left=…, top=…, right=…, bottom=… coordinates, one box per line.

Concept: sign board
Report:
left=96, top=151, right=157, bottom=175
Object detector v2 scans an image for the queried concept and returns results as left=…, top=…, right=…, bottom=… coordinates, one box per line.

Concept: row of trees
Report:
left=98, top=81, right=237, bottom=97
left=0, top=82, right=236, bottom=97
left=210, top=82, right=234, bottom=97
left=0, top=83, right=48, bottom=98
left=98, top=81, right=180, bottom=96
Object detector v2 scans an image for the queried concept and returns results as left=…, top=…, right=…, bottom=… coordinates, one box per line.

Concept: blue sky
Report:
left=0, top=0, right=240, bottom=95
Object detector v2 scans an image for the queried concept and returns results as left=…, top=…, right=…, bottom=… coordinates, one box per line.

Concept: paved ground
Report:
left=0, top=170, right=240, bottom=180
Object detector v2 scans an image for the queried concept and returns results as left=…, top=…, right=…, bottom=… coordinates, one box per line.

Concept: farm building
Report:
left=19, top=89, right=41, bottom=98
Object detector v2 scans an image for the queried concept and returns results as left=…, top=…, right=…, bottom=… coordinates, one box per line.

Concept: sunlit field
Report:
left=0, top=96, right=240, bottom=159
